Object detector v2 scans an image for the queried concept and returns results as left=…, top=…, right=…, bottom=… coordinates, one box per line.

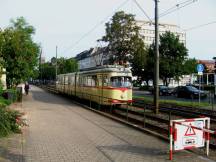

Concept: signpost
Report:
left=169, top=117, right=212, bottom=160
left=197, top=64, right=204, bottom=75
left=197, top=64, right=204, bottom=104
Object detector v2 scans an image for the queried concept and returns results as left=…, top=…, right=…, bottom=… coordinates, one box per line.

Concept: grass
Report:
left=133, top=95, right=210, bottom=108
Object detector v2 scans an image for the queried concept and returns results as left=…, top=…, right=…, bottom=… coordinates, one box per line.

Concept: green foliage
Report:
left=1, top=17, right=40, bottom=88
left=0, top=107, right=22, bottom=137
left=130, top=38, right=148, bottom=83
left=147, top=31, right=188, bottom=86
left=159, top=31, right=188, bottom=85
left=41, top=63, right=56, bottom=80
left=102, top=11, right=145, bottom=65
left=183, top=58, right=197, bottom=74
left=57, top=57, right=78, bottom=74
left=39, top=57, right=78, bottom=80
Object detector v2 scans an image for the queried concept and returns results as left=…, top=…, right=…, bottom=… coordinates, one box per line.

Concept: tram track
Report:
left=113, top=105, right=216, bottom=147
left=133, top=98, right=216, bottom=123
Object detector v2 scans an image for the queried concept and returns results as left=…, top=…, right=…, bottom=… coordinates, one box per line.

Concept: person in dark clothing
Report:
left=24, top=82, right=29, bottom=95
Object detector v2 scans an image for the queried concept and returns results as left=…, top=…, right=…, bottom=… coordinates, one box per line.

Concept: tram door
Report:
left=97, top=74, right=103, bottom=105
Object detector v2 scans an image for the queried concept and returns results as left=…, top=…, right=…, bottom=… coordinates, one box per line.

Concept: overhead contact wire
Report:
left=61, top=0, right=131, bottom=55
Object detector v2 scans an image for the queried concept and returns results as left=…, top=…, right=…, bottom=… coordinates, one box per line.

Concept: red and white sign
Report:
left=169, top=117, right=212, bottom=161
left=173, top=119, right=205, bottom=150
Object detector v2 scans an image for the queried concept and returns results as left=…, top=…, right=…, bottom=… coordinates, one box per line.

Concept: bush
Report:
left=0, top=97, right=11, bottom=106
left=0, top=87, right=24, bottom=137
left=0, top=107, right=23, bottom=137
left=2, top=89, right=17, bottom=102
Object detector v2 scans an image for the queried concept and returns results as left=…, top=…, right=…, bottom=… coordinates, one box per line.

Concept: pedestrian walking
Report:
left=24, top=82, right=30, bottom=95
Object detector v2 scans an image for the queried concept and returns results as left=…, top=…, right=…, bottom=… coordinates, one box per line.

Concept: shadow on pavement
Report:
left=97, top=144, right=166, bottom=156
left=0, top=145, right=25, bottom=162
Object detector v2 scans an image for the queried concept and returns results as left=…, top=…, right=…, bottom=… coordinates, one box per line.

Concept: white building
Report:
left=76, top=21, right=187, bottom=80
left=75, top=47, right=110, bottom=70
left=136, top=20, right=186, bottom=46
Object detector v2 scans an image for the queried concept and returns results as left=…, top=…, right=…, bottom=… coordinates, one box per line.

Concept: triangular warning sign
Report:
left=185, top=123, right=196, bottom=136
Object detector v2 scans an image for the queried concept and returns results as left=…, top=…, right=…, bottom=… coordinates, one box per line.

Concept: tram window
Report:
left=78, top=77, right=82, bottom=86
left=103, top=76, right=108, bottom=86
left=83, top=76, right=87, bottom=86
left=87, top=76, right=92, bottom=86
left=92, top=75, right=97, bottom=87
left=64, top=76, right=68, bottom=85
left=68, top=76, right=72, bottom=85
left=97, top=75, right=102, bottom=86
left=61, top=77, right=64, bottom=84
left=56, top=76, right=60, bottom=84
left=110, top=76, right=132, bottom=88
left=71, top=75, right=74, bottom=84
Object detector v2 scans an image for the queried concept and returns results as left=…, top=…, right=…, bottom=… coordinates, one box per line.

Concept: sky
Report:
left=0, top=0, right=216, bottom=61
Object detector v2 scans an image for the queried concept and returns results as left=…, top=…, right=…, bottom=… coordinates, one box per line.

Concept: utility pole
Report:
left=56, top=46, right=58, bottom=81
left=154, top=0, right=159, bottom=114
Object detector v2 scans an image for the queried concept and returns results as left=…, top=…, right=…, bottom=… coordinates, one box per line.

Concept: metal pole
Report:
left=169, top=121, right=173, bottom=160
left=56, top=46, right=58, bottom=81
left=143, top=106, right=146, bottom=127
left=206, top=118, right=210, bottom=156
left=154, top=0, right=159, bottom=114
left=212, top=92, right=214, bottom=111
left=199, top=75, right=201, bottom=104
left=126, top=103, right=128, bottom=121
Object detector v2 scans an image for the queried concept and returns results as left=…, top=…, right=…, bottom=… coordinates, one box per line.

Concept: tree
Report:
left=183, top=58, right=197, bottom=74
left=131, top=40, right=151, bottom=86
left=41, top=63, right=56, bottom=80
left=0, top=29, right=5, bottom=76
left=101, top=11, right=144, bottom=65
left=155, top=31, right=188, bottom=86
left=1, top=17, right=40, bottom=87
left=39, top=57, right=78, bottom=81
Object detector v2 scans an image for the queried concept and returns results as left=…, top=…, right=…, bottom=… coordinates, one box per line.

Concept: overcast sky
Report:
left=0, top=0, right=215, bottom=61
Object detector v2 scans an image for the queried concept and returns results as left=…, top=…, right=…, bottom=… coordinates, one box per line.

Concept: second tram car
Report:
left=56, top=65, right=132, bottom=105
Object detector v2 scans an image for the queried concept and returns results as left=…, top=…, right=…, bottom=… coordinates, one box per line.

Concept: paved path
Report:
left=1, top=86, right=215, bottom=162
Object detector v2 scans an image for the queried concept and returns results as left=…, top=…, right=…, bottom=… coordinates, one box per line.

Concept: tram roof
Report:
left=57, top=65, right=131, bottom=76
left=79, top=65, right=131, bottom=74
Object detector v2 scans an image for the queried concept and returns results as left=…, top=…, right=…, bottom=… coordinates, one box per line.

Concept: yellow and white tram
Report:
left=56, top=65, right=132, bottom=105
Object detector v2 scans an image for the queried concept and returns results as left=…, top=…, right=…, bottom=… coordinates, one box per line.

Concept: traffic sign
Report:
left=184, top=123, right=196, bottom=136
left=174, top=120, right=205, bottom=150
left=169, top=117, right=213, bottom=160
left=197, top=64, right=204, bottom=72
left=198, top=72, right=203, bottom=75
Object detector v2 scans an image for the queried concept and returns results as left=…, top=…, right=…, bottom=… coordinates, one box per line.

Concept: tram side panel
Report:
left=67, top=73, right=76, bottom=96
left=56, top=67, right=133, bottom=105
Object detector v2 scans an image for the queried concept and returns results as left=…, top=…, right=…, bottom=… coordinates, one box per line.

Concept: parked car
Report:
left=149, top=85, right=173, bottom=96
left=173, top=86, right=207, bottom=99
left=159, top=85, right=173, bottom=96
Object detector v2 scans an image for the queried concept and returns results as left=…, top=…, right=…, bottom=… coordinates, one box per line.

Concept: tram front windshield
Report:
left=110, top=76, right=132, bottom=88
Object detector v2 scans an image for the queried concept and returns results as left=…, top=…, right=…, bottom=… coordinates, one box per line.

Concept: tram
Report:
left=56, top=65, right=132, bottom=105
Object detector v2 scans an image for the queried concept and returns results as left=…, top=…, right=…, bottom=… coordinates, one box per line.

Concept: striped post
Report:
left=169, top=121, right=173, bottom=160
left=206, top=118, right=210, bottom=156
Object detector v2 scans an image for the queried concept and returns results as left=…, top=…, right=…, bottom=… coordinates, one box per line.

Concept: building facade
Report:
left=136, top=20, right=186, bottom=46
left=75, top=47, right=110, bottom=70
left=198, top=60, right=214, bottom=73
